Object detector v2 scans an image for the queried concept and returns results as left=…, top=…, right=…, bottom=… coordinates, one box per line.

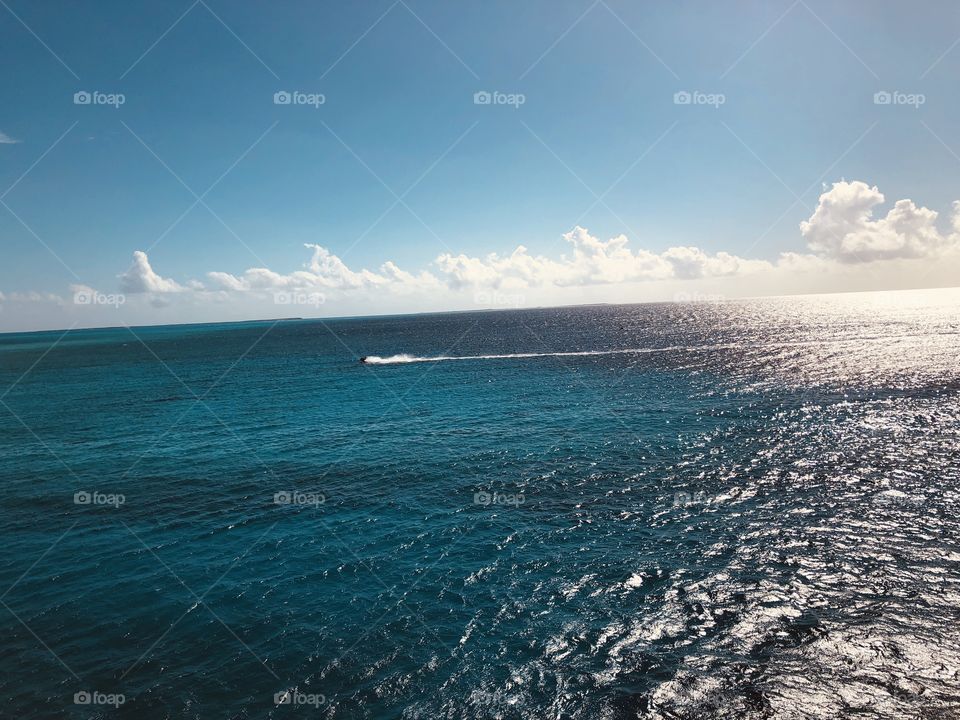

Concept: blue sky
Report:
left=2, top=0, right=960, bottom=330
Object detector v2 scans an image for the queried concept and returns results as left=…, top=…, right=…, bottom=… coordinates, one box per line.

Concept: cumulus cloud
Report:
left=119, top=251, right=188, bottom=293
left=435, top=227, right=772, bottom=289
left=198, top=229, right=771, bottom=300
left=90, top=181, right=960, bottom=312
left=206, top=243, right=442, bottom=294
left=800, top=181, right=960, bottom=263
left=0, top=131, right=19, bottom=144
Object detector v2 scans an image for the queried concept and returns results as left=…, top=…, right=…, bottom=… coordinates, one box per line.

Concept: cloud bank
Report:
left=5, top=180, right=958, bottom=331
left=199, top=228, right=772, bottom=298
left=115, top=181, right=956, bottom=303
left=206, top=244, right=441, bottom=294
left=434, top=227, right=774, bottom=288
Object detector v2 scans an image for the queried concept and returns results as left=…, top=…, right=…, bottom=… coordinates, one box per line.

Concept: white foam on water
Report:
left=360, top=332, right=955, bottom=365
left=362, top=354, right=423, bottom=364
left=361, top=346, right=707, bottom=364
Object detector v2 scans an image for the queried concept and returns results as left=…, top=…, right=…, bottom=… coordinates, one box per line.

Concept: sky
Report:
left=1, top=0, right=960, bottom=331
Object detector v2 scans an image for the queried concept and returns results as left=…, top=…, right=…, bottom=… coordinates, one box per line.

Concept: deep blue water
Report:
left=1, top=289, right=959, bottom=719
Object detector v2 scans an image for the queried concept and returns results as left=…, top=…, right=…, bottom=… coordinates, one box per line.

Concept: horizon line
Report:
left=2, top=283, right=958, bottom=338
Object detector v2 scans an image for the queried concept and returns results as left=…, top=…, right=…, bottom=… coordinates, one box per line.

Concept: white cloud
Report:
left=69, top=283, right=96, bottom=297
left=206, top=243, right=443, bottom=294
left=0, top=290, right=63, bottom=303
left=146, top=181, right=960, bottom=304
left=800, top=181, right=960, bottom=263
left=60, top=181, right=960, bottom=323
left=435, top=227, right=772, bottom=289
left=0, top=131, right=19, bottom=144
left=119, top=250, right=188, bottom=293
left=198, top=229, right=770, bottom=300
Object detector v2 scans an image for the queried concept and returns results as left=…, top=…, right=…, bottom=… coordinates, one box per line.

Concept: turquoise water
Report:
left=1, top=289, right=959, bottom=718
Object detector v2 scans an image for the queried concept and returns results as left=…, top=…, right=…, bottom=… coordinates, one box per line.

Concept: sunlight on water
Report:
left=0, top=288, right=958, bottom=718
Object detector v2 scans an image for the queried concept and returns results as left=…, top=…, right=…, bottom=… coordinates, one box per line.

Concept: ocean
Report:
left=1, top=288, right=959, bottom=719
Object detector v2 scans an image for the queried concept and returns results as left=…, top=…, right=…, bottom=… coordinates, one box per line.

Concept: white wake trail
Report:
left=359, top=333, right=949, bottom=365
left=361, top=346, right=709, bottom=364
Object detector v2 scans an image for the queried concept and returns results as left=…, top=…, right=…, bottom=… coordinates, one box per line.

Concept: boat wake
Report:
left=361, top=346, right=712, bottom=364
left=358, top=332, right=955, bottom=365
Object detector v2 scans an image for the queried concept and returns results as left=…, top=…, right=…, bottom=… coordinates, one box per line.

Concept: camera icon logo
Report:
left=274, top=491, right=292, bottom=505
left=74, top=91, right=92, bottom=105
left=874, top=91, right=892, bottom=105
left=274, top=690, right=292, bottom=705
left=73, top=290, right=92, bottom=305
left=273, top=91, right=292, bottom=105
left=74, top=491, right=92, bottom=505
left=473, top=91, right=492, bottom=105
left=673, top=90, right=692, bottom=105
left=74, top=691, right=91, bottom=705
left=473, top=491, right=491, bottom=506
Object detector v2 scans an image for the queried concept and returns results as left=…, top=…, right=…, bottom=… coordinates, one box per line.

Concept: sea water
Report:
left=1, top=288, right=959, bottom=718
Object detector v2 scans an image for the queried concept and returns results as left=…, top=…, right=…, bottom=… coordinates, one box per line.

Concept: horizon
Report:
left=3, top=1, right=960, bottom=332
left=3, top=282, right=958, bottom=337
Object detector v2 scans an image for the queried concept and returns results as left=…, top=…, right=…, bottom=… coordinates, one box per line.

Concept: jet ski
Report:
left=359, top=356, right=368, bottom=364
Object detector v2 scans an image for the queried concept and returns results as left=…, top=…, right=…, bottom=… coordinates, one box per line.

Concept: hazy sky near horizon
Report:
left=2, top=0, right=960, bottom=331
